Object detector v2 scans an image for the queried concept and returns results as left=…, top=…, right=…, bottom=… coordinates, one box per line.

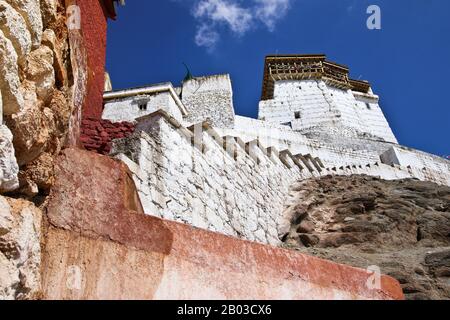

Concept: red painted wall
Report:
left=43, top=149, right=405, bottom=300
left=77, top=0, right=109, bottom=119
left=80, top=117, right=135, bottom=154
left=67, top=0, right=130, bottom=152
left=65, top=0, right=114, bottom=146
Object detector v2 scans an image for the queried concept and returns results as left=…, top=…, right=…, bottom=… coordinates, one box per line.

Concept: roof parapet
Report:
left=261, top=54, right=371, bottom=100
left=103, top=83, right=188, bottom=116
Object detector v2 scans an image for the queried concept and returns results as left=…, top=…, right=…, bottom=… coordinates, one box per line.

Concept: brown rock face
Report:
left=282, top=175, right=450, bottom=300
left=0, top=196, right=42, bottom=300
left=3, top=1, right=73, bottom=196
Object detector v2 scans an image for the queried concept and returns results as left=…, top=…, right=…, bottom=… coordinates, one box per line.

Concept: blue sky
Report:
left=106, top=0, right=450, bottom=157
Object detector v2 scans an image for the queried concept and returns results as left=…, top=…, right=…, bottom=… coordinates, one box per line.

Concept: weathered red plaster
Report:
left=65, top=0, right=115, bottom=146
left=42, top=149, right=405, bottom=300
left=77, top=0, right=108, bottom=119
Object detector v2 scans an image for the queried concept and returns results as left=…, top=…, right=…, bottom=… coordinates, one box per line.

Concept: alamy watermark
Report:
left=367, top=5, right=382, bottom=30
left=366, top=265, right=382, bottom=290
left=66, top=5, right=81, bottom=30
left=66, top=265, right=83, bottom=291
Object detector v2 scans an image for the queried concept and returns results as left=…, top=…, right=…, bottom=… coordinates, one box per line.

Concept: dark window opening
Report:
left=138, top=103, right=148, bottom=111
left=298, top=86, right=302, bottom=90
left=294, top=111, right=301, bottom=119
left=365, top=103, right=371, bottom=110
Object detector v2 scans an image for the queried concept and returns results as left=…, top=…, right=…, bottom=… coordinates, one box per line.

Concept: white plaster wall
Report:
left=219, top=116, right=381, bottom=168
left=182, top=74, right=235, bottom=128
left=258, top=79, right=398, bottom=143
left=381, top=146, right=450, bottom=185
left=220, top=115, right=309, bottom=147
left=112, top=114, right=319, bottom=245
left=353, top=92, right=398, bottom=143
left=259, top=80, right=337, bottom=128
left=102, top=91, right=183, bottom=123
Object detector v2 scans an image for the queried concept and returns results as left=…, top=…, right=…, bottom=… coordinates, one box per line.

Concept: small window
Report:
left=294, top=111, right=301, bottom=119
left=281, top=122, right=292, bottom=128
left=138, top=102, right=148, bottom=111
left=298, top=86, right=302, bottom=90
left=365, top=103, right=371, bottom=110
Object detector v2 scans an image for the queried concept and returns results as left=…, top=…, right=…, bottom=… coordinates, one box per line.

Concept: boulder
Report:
left=23, top=44, right=55, bottom=102
left=0, top=0, right=32, bottom=63
left=0, top=29, right=23, bottom=115
left=0, top=125, right=19, bottom=193
left=39, top=0, right=57, bottom=29
left=5, top=0, right=43, bottom=48
left=0, top=196, right=41, bottom=299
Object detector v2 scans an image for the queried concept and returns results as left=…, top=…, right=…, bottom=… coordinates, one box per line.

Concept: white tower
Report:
left=258, top=55, right=397, bottom=143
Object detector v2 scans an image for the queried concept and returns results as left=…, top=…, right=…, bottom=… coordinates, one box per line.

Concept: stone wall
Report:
left=112, top=111, right=311, bottom=245
left=0, top=0, right=75, bottom=196
left=258, top=79, right=398, bottom=143
left=103, top=88, right=184, bottom=123
left=382, top=146, right=450, bottom=173
left=0, top=125, right=19, bottom=192
left=0, top=195, right=42, bottom=300
left=99, top=73, right=449, bottom=186
left=380, top=146, right=450, bottom=185
left=218, top=115, right=383, bottom=168
left=80, top=117, right=135, bottom=154
left=181, top=74, right=235, bottom=128
left=259, top=80, right=337, bottom=127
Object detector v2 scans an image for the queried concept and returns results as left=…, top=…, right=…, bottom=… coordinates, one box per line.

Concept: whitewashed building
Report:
left=102, top=54, right=450, bottom=245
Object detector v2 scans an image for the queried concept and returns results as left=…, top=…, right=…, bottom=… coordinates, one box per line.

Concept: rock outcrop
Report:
left=0, top=0, right=73, bottom=196
left=0, top=195, right=42, bottom=300
left=282, top=175, right=450, bottom=300
left=0, top=125, right=19, bottom=192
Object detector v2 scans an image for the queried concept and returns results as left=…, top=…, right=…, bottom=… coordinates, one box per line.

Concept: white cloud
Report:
left=194, top=0, right=253, bottom=34
left=186, top=0, right=293, bottom=50
left=195, top=23, right=220, bottom=49
left=254, top=0, right=291, bottom=31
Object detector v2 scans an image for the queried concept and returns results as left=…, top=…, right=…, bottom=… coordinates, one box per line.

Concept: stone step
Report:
left=306, top=154, right=323, bottom=172
left=187, top=119, right=329, bottom=174
left=222, top=136, right=239, bottom=160
left=297, top=154, right=314, bottom=173
left=279, top=150, right=297, bottom=169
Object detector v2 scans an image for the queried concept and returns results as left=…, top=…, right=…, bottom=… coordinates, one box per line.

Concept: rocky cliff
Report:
left=0, top=0, right=71, bottom=300
left=0, top=196, right=41, bottom=299
left=1, top=0, right=72, bottom=196
left=282, top=175, right=450, bottom=300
